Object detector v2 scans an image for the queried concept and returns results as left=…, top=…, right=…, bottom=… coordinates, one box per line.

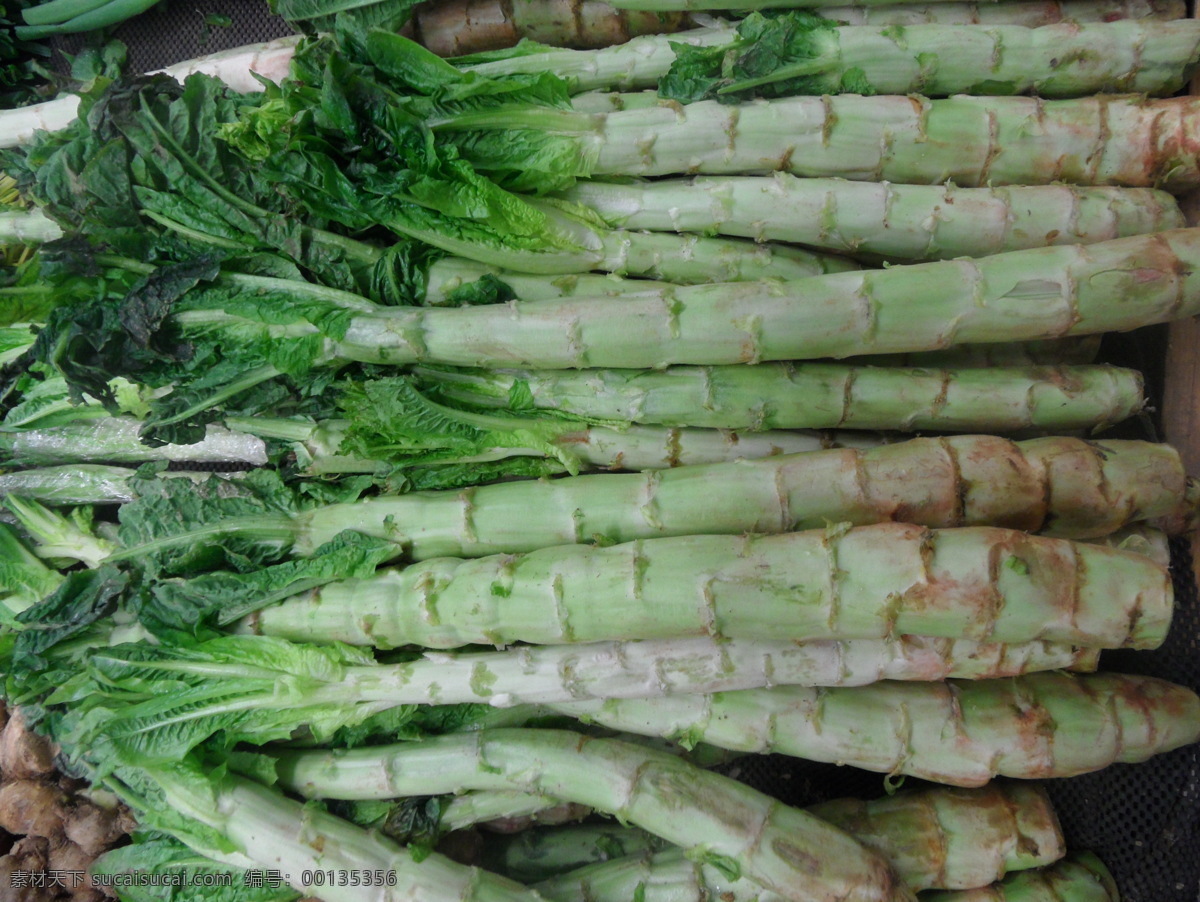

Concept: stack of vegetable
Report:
left=0, top=1, right=1198, bottom=900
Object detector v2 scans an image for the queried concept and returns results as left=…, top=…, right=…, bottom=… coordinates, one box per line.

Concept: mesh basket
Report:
left=45, top=4, right=1200, bottom=898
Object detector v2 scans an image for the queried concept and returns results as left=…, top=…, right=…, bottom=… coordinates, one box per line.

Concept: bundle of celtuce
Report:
left=0, top=4, right=1197, bottom=902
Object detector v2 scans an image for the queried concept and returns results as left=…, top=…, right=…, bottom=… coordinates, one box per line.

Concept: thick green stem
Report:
left=549, top=672, right=1200, bottom=785
left=469, top=20, right=1200, bottom=98
left=15, top=407, right=874, bottom=476
left=136, top=767, right=546, bottom=902
left=282, top=435, right=1196, bottom=556
left=419, top=362, right=1146, bottom=433
left=99, top=433, right=1193, bottom=569
left=465, top=24, right=733, bottom=91
left=273, top=729, right=908, bottom=902
left=731, top=19, right=1200, bottom=97
left=255, top=633, right=1108, bottom=705
left=244, top=523, right=1172, bottom=650
left=311, top=230, right=1200, bottom=367
left=561, top=178, right=1184, bottom=262
left=227, top=414, right=882, bottom=475
left=423, top=258, right=681, bottom=304
left=588, top=228, right=856, bottom=281
left=453, top=97, right=1200, bottom=190
left=441, top=791, right=582, bottom=832
left=531, top=784, right=1063, bottom=895
left=400, top=0, right=688, bottom=56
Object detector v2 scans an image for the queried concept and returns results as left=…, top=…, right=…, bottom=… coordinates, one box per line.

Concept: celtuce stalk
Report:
left=464, top=23, right=732, bottom=91
left=424, top=256, right=681, bottom=304
left=498, top=784, right=1063, bottom=891
left=506, top=209, right=858, bottom=278
left=0, top=209, right=854, bottom=297
left=535, top=784, right=1064, bottom=900
left=547, top=672, right=1200, bottom=785
left=422, top=254, right=858, bottom=304
left=243, top=523, right=1172, bottom=650
left=452, top=98, right=1200, bottom=190
left=420, top=363, right=1147, bottom=433
left=466, top=20, right=1200, bottom=98
left=128, top=766, right=547, bottom=902
left=517, top=423, right=880, bottom=470
left=395, top=203, right=852, bottom=279
left=3, top=210, right=850, bottom=288
left=817, top=0, right=1184, bottom=25
left=272, top=729, right=909, bottom=902
left=396, top=0, right=686, bottom=56
left=111, top=436, right=1199, bottom=569
left=237, top=418, right=888, bottom=476
left=2, top=413, right=881, bottom=475
left=305, top=230, right=1200, bottom=367
left=921, top=853, right=1118, bottom=902
left=809, top=787, right=1064, bottom=891
left=72, top=632, right=1103, bottom=720
left=484, top=824, right=668, bottom=882
left=560, top=178, right=1185, bottom=261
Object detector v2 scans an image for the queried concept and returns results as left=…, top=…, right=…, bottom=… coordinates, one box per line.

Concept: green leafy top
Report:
left=41, top=635, right=397, bottom=768
left=334, top=375, right=587, bottom=474
left=3, top=72, right=418, bottom=304
left=219, top=23, right=600, bottom=258
left=111, top=469, right=307, bottom=576
left=23, top=248, right=395, bottom=446
left=659, top=12, right=875, bottom=104
left=272, top=0, right=423, bottom=34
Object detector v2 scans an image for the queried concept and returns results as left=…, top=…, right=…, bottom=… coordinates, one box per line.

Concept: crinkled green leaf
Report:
left=10, top=565, right=131, bottom=671
left=115, top=469, right=304, bottom=576
left=273, top=0, right=421, bottom=33
left=336, top=376, right=581, bottom=473
left=93, top=833, right=301, bottom=902
left=54, top=635, right=386, bottom=766
left=222, top=28, right=588, bottom=258
left=393, top=456, right=565, bottom=491
left=142, top=530, right=398, bottom=636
